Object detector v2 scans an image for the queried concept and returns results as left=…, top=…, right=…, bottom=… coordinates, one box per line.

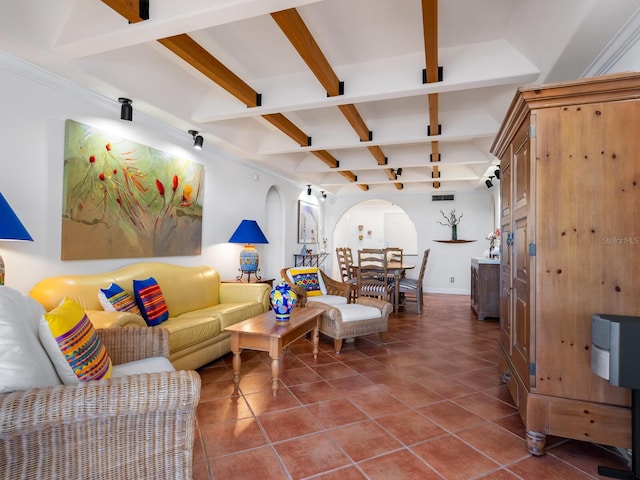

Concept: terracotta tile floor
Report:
left=192, top=293, right=631, bottom=479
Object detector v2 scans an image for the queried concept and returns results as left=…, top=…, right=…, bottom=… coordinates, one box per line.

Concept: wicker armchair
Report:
left=0, top=327, right=201, bottom=480
left=280, top=267, right=352, bottom=307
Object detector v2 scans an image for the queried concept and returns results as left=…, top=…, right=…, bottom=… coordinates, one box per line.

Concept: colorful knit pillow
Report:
left=39, top=296, right=112, bottom=384
left=133, top=277, right=169, bottom=326
left=287, top=267, right=323, bottom=297
left=98, top=283, right=141, bottom=315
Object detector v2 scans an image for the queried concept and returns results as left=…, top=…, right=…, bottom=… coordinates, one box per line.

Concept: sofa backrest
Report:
left=30, top=262, right=221, bottom=316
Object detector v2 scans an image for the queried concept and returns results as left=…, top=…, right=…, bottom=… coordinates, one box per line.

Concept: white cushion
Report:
left=313, top=294, right=348, bottom=306
left=111, top=356, right=175, bottom=377
left=335, top=304, right=382, bottom=322
left=0, top=286, right=61, bottom=393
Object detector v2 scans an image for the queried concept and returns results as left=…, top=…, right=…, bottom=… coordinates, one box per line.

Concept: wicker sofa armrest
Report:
left=98, top=327, right=170, bottom=364
left=0, top=370, right=201, bottom=480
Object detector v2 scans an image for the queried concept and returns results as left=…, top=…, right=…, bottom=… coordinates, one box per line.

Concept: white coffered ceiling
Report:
left=1, top=0, right=638, bottom=195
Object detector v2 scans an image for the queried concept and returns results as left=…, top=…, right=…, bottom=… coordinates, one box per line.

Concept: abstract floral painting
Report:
left=62, top=119, right=204, bottom=260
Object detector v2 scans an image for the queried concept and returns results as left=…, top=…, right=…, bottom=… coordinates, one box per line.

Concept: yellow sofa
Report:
left=29, top=262, right=271, bottom=370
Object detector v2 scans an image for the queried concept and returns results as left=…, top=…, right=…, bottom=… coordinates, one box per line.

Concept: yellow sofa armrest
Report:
left=219, top=283, right=270, bottom=310
left=86, top=309, right=147, bottom=329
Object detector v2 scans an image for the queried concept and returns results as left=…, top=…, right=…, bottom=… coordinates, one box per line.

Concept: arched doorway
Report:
left=331, top=199, right=417, bottom=277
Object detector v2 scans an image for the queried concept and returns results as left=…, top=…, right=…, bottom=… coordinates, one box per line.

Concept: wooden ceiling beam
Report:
left=357, top=184, right=370, bottom=192
left=311, top=150, right=339, bottom=169
left=271, top=9, right=342, bottom=97
left=423, top=1, right=441, bottom=185
left=367, top=146, right=388, bottom=166
left=262, top=113, right=311, bottom=147
left=339, top=170, right=358, bottom=183
left=158, top=34, right=261, bottom=108
left=422, top=0, right=439, bottom=84
left=101, top=0, right=147, bottom=23
left=394, top=183, right=404, bottom=190
left=338, top=104, right=370, bottom=142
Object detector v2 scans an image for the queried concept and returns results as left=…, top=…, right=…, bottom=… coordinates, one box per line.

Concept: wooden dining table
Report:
left=351, top=261, right=415, bottom=313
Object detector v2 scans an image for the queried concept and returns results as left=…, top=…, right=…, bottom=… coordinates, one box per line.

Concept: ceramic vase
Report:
left=270, top=281, right=297, bottom=322
left=451, top=224, right=458, bottom=241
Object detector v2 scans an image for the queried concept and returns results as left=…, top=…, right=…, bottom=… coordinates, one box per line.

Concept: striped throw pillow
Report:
left=98, top=283, right=141, bottom=315
left=133, top=277, right=169, bottom=326
left=39, top=296, right=112, bottom=384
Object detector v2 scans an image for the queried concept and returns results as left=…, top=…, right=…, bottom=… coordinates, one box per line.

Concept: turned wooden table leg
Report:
left=312, top=321, right=320, bottom=359
left=270, top=356, right=280, bottom=397
left=525, top=430, right=546, bottom=456
left=231, top=348, right=242, bottom=395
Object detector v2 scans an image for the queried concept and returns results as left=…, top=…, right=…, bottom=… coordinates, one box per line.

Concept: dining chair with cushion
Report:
left=398, top=249, right=430, bottom=314
left=335, top=247, right=358, bottom=302
left=385, top=247, right=403, bottom=264
left=357, top=248, right=394, bottom=303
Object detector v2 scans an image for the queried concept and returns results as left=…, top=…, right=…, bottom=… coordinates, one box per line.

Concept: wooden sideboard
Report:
left=470, top=257, right=500, bottom=320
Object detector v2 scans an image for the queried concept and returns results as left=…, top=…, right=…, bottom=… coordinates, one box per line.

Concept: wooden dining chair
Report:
left=357, top=248, right=394, bottom=303
left=385, top=247, right=403, bottom=264
left=335, top=247, right=358, bottom=302
left=398, top=249, right=430, bottom=313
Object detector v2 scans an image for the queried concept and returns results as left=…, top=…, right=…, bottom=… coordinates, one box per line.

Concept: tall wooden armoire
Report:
left=490, top=73, right=640, bottom=455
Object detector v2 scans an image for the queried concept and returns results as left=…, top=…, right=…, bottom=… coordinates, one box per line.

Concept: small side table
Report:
left=222, top=278, right=275, bottom=287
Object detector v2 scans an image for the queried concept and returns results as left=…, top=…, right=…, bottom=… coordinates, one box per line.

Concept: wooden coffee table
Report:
left=224, top=307, right=324, bottom=396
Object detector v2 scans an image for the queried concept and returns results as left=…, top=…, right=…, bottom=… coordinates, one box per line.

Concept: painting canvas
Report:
left=61, top=119, right=204, bottom=260
left=298, top=200, right=319, bottom=244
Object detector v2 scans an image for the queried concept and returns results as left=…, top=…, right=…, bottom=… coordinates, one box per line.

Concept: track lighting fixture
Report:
left=306, top=185, right=312, bottom=196
left=321, top=191, right=327, bottom=200
left=119, top=97, right=133, bottom=121
left=396, top=168, right=403, bottom=176
left=188, top=130, right=203, bottom=150
left=485, top=175, right=495, bottom=189
left=494, top=168, right=501, bottom=180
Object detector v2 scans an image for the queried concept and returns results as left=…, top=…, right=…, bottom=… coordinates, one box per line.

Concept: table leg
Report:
left=231, top=348, right=242, bottom=395
left=312, top=320, right=319, bottom=360
left=394, top=274, right=400, bottom=313
left=270, top=356, right=280, bottom=397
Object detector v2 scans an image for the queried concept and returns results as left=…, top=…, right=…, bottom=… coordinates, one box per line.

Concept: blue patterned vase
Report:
left=270, top=281, right=297, bottom=322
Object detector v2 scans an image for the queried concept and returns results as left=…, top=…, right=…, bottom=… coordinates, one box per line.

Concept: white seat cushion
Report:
left=313, top=294, right=348, bottom=306
left=335, top=304, right=382, bottom=322
left=111, top=356, right=175, bottom=377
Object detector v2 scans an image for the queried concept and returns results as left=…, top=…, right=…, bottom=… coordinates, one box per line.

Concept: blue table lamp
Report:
left=228, top=219, right=268, bottom=282
left=0, top=193, right=33, bottom=285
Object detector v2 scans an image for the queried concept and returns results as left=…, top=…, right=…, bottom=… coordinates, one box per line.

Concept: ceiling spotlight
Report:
left=494, top=168, right=501, bottom=180
left=306, top=184, right=312, bottom=196
left=189, top=130, right=203, bottom=150
left=396, top=168, right=403, bottom=176
left=118, top=97, right=132, bottom=121
left=321, top=191, right=327, bottom=200
left=485, top=175, right=495, bottom=189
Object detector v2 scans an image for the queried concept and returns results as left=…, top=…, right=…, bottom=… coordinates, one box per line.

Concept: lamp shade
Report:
left=228, top=220, right=268, bottom=245
left=0, top=192, right=33, bottom=286
left=228, top=220, right=268, bottom=278
left=0, top=193, right=32, bottom=241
